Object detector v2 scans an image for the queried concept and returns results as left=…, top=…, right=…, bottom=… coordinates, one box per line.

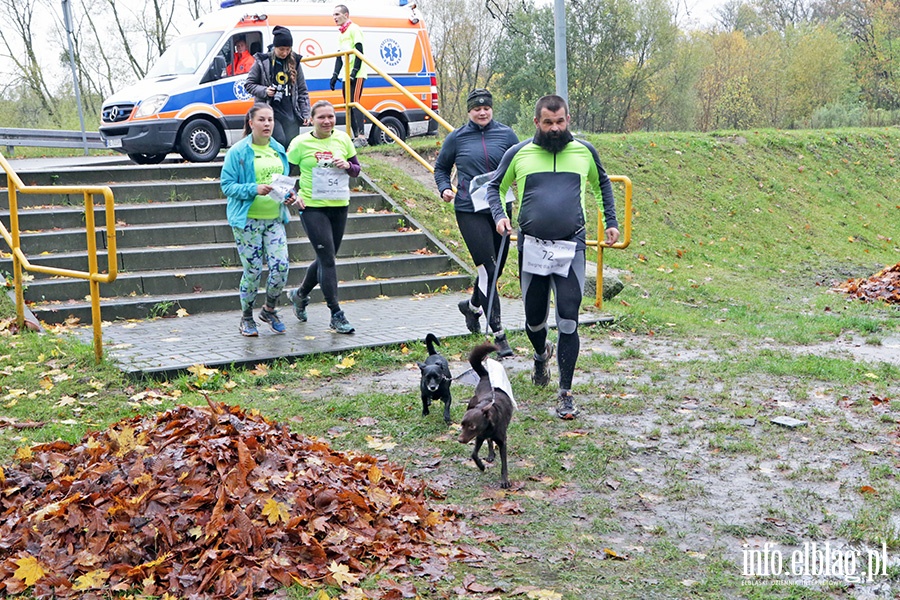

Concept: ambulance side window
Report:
left=220, top=32, right=262, bottom=79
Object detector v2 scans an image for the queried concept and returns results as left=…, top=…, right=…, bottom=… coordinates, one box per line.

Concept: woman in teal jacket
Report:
left=221, top=103, right=297, bottom=337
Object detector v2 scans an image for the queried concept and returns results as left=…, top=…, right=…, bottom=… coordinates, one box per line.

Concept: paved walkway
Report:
left=79, top=292, right=613, bottom=376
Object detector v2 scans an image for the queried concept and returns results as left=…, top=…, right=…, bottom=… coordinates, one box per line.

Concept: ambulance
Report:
left=99, top=0, right=438, bottom=164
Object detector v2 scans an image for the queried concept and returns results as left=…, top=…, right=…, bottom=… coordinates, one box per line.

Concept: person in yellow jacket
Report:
left=330, top=4, right=369, bottom=147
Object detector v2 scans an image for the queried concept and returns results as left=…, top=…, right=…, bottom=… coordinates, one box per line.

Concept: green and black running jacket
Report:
left=486, top=138, right=618, bottom=246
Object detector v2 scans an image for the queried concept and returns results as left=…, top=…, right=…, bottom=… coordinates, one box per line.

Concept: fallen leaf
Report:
left=261, top=498, right=290, bottom=525
left=327, top=560, right=360, bottom=587
left=72, top=569, right=110, bottom=591
left=13, top=556, right=45, bottom=586
left=491, top=500, right=523, bottom=514
left=603, top=547, right=628, bottom=560
left=526, top=590, right=563, bottom=600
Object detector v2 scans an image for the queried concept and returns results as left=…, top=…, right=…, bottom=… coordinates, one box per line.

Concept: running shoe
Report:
left=259, top=307, right=286, bottom=334
left=494, top=332, right=514, bottom=358
left=556, top=391, right=579, bottom=420
left=330, top=310, right=355, bottom=334
left=532, top=340, right=554, bottom=387
left=458, top=300, right=483, bottom=334
left=290, top=288, right=309, bottom=322
left=240, top=316, right=259, bottom=337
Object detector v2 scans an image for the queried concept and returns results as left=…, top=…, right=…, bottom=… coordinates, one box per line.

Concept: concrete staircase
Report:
left=1, top=161, right=471, bottom=324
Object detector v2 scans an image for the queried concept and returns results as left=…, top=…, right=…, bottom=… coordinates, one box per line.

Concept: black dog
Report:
left=418, top=333, right=453, bottom=424
left=458, top=343, right=515, bottom=488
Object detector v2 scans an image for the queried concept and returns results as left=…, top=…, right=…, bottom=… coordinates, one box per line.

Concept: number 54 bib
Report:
left=312, top=167, right=350, bottom=201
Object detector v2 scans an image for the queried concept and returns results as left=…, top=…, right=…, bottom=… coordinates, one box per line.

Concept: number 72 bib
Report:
left=521, top=234, right=577, bottom=276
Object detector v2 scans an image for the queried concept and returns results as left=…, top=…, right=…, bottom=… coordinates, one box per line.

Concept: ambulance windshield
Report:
left=146, top=32, right=223, bottom=77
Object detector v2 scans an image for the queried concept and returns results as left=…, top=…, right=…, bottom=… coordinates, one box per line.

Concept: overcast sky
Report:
left=4, top=0, right=723, bottom=105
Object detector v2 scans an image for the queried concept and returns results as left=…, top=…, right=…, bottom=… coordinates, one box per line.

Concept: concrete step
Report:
left=7, top=163, right=473, bottom=326
left=2, top=193, right=389, bottom=229
left=29, top=272, right=472, bottom=323
left=4, top=229, right=437, bottom=279
left=22, top=253, right=460, bottom=302
left=3, top=170, right=375, bottom=209
left=15, top=211, right=407, bottom=253
left=9, top=161, right=223, bottom=186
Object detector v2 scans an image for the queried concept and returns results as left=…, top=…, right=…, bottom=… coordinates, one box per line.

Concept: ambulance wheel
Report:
left=128, top=153, right=167, bottom=165
left=370, top=115, right=406, bottom=145
left=178, top=119, right=221, bottom=162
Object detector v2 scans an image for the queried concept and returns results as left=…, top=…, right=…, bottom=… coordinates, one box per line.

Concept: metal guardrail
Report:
left=0, top=151, right=117, bottom=363
left=0, top=128, right=104, bottom=155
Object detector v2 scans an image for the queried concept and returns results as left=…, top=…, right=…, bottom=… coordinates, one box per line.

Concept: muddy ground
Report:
left=357, top=151, right=900, bottom=597
left=303, top=328, right=900, bottom=598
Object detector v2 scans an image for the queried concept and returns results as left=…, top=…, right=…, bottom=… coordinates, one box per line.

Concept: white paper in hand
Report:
left=469, top=172, right=515, bottom=212
left=268, top=174, right=297, bottom=203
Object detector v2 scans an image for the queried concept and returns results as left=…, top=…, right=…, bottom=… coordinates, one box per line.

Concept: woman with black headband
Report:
left=245, top=25, right=311, bottom=149
left=433, top=88, right=519, bottom=356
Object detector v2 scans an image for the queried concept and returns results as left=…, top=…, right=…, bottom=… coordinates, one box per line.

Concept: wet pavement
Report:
left=80, top=292, right=613, bottom=376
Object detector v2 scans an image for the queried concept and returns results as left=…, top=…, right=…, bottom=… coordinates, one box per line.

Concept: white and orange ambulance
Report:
left=99, top=0, right=438, bottom=164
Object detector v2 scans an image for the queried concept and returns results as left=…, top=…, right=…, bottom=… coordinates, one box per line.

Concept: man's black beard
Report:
left=533, top=127, right=574, bottom=153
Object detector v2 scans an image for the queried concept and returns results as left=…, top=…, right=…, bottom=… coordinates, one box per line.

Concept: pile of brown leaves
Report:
left=834, top=262, right=900, bottom=304
left=0, top=401, right=464, bottom=599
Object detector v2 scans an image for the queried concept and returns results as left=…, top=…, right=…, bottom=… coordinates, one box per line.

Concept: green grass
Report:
left=2, top=128, right=900, bottom=598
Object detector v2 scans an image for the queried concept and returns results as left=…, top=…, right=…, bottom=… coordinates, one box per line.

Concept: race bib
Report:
left=469, top=172, right=515, bottom=212
left=268, top=173, right=297, bottom=203
left=312, top=167, right=350, bottom=201
left=521, top=234, right=577, bottom=276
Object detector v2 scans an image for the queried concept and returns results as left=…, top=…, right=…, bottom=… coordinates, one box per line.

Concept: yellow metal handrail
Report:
left=589, top=175, right=632, bottom=309
left=304, top=51, right=632, bottom=310
left=0, top=152, right=117, bottom=363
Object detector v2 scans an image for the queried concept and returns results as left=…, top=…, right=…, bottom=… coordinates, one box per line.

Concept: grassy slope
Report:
left=594, top=128, right=899, bottom=341
left=366, top=129, right=899, bottom=341
left=1, top=129, right=899, bottom=599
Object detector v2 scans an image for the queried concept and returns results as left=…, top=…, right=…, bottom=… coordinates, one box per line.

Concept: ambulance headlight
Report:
left=135, top=95, right=169, bottom=117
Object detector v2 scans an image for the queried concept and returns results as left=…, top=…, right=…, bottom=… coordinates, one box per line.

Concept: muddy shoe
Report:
left=290, top=288, right=309, bottom=322
left=494, top=332, right=513, bottom=358
left=458, top=300, right=483, bottom=333
left=556, top=391, right=579, bottom=419
left=532, top=340, right=554, bottom=387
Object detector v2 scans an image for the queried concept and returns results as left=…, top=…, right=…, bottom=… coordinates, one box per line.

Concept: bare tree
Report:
left=0, top=0, right=61, bottom=124
left=102, top=0, right=148, bottom=79
left=421, top=0, right=503, bottom=124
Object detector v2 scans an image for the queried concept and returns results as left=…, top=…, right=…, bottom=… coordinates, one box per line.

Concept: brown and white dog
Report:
left=458, top=343, right=515, bottom=488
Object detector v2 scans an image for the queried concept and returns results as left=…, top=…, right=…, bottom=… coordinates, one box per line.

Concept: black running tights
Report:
left=298, top=206, right=348, bottom=314
left=456, top=209, right=510, bottom=332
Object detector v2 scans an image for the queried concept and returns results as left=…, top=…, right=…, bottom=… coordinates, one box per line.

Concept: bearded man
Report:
left=486, top=94, right=620, bottom=419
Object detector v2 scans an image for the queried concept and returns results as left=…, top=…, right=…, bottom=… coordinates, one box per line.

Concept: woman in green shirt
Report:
left=221, top=103, right=296, bottom=337
left=286, top=100, right=361, bottom=334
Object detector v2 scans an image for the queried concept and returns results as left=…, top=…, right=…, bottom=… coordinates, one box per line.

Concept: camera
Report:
left=272, top=83, right=285, bottom=103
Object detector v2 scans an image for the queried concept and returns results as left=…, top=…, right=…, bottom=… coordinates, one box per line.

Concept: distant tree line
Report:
left=424, top=0, right=900, bottom=133
left=0, top=0, right=898, bottom=132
